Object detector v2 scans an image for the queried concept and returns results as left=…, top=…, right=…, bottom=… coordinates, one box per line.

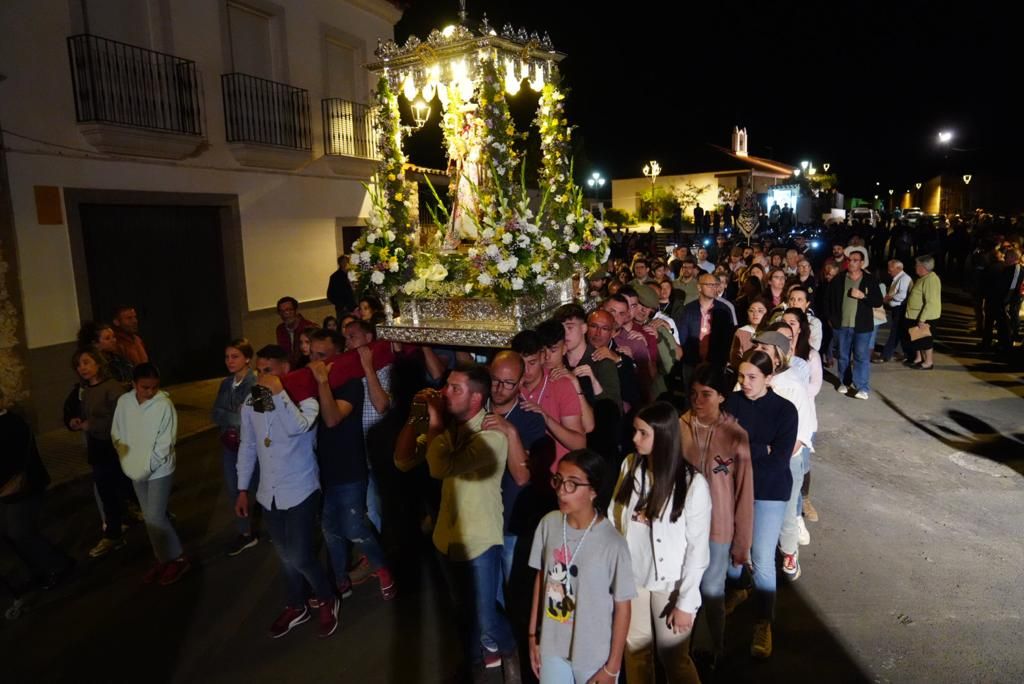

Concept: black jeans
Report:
left=881, top=303, right=909, bottom=360
left=1, top=494, right=69, bottom=581
left=91, top=459, right=125, bottom=540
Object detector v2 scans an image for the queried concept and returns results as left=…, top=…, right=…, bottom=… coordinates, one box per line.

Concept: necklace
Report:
left=263, top=413, right=273, bottom=448
left=561, top=511, right=599, bottom=583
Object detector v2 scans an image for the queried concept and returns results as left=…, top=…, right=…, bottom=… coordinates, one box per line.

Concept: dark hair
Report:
left=618, top=285, right=638, bottom=299
left=536, top=319, right=566, bottom=347
left=276, top=296, right=299, bottom=310
left=682, top=256, right=697, bottom=266
left=256, top=344, right=288, bottom=362
left=322, top=315, right=339, bottom=330
left=606, top=293, right=630, bottom=307
left=615, top=402, right=694, bottom=523
left=739, top=349, right=775, bottom=377
left=359, top=295, right=386, bottom=325
left=344, top=318, right=376, bottom=338
left=787, top=285, right=809, bottom=300
left=76, top=320, right=112, bottom=351
left=132, top=362, right=161, bottom=382
left=337, top=254, right=349, bottom=267
left=308, top=328, right=342, bottom=351
left=691, top=362, right=733, bottom=398
left=71, top=348, right=109, bottom=378
left=453, top=361, right=491, bottom=404
left=112, top=304, right=135, bottom=318
left=553, top=303, right=588, bottom=324
left=227, top=337, right=254, bottom=360
left=632, top=257, right=649, bottom=269
left=783, top=308, right=812, bottom=360
left=561, top=449, right=609, bottom=513
left=510, top=330, right=543, bottom=357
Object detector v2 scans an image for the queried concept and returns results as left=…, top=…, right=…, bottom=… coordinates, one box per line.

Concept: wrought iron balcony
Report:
left=322, top=98, right=379, bottom=160
left=221, top=73, right=311, bottom=149
left=66, top=34, right=204, bottom=158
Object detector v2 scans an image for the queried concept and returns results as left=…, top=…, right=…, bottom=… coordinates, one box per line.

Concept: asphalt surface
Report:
left=2, top=297, right=1022, bottom=683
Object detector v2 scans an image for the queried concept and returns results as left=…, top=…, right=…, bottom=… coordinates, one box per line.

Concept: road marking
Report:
left=948, top=451, right=1012, bottom=478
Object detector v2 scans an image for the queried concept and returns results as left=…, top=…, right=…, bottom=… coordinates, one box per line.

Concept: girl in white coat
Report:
left=611, top=401, right=711, bottom=683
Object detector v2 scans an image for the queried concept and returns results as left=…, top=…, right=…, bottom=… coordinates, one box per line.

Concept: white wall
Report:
left=0, top=0, right=396, bottom=349
left=611, top=173, right=724, bottom=219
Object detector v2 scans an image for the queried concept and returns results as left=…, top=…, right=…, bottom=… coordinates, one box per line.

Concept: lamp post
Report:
left=642, top=160, right=660, bottom=224
left=962, top=174, right=972, bottom=215
left=587, top=172, right=607, bottom=219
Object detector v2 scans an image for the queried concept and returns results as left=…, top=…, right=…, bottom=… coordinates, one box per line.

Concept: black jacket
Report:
left=825, top=270, right=884, bottom=333
left=675, top=299, right=736, bottom=367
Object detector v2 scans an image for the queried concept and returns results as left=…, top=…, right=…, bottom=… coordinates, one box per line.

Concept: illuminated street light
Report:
left=963, top=174, right=972, bottom=185
left=822, top=163, right=831, bottom=172
left=800, top=160, right=809, bottom=171
left=938, top=130, right=953, bottom=144
left=808, top=167, right=817, bottom=176
left=793, top=169, right=801, bottom=177
left=915, top=182, right=922, bottom=190
left=888, top=189, right=894, bottom=195
left=411, top=98, right=431, bottom=128
left=642, top=160, right=661, bottom=187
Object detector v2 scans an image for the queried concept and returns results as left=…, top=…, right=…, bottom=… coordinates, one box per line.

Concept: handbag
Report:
left=872, top=306, right=887, bottom=325
left=908, top=322, right=932, bottom=342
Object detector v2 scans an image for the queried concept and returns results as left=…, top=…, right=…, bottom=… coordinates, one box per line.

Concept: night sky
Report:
left=395, top=1, right=1015, bottom=202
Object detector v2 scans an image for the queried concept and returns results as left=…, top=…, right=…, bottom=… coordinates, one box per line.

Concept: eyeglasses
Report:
left=550, top=473, right=593, bottom=494
left=491, top=377, right=521, bottom=390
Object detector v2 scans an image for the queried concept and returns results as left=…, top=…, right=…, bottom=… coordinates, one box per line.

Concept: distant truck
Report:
left=849, top=206, right=879, bottom=227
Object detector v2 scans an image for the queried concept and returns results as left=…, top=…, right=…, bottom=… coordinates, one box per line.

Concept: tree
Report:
left=604, top=207, right=630, bottom=227
left=638, top=185, right=677, bottom=222
left=671, top=181, right=711, bottom=218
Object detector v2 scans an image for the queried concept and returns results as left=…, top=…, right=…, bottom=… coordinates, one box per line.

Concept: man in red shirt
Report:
left=112, top=305, right=148, bottom=366
left=275, top=297, right=316, bottom=364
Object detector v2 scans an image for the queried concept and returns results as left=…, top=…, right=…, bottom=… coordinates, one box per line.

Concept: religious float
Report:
left=348, top=9, right=610, bottom=347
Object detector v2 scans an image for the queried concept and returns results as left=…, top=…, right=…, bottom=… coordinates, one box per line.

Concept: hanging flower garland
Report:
left=535, top=82, right=610, bottom=277
left=349, top=75, right=416, bottom=295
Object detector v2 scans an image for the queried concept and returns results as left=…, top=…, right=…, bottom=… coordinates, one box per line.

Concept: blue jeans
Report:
left=779, top=450, right=808, bottom=555
left=447, top=545, right=517, bottom=663
left=223, top=448, right=258, bottom=536
left=835, top=327, right=872, bottom=393
left=132, top=475, right=183, bottom=563
left=263, top=491, right=334, bottom=607
left=497, top=533, right=517, bottom=608
left=540, top=655, right=607, bottom=683
left=751, top=500, right=787, bottom=622
left=321, top=481, right=387, bottom=581
left=700, top=541, right=744, bottom=654
left=366, top=469, right=383, bottom=533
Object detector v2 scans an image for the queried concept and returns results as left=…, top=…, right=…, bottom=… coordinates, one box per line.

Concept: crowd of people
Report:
left=1, top=213, right=1021, bottom=682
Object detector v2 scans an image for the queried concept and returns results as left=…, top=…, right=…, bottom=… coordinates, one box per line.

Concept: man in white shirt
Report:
left=876, top=259, right=913, bottom=363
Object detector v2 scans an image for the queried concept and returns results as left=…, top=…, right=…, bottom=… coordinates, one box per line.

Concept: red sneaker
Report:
left=375, top=567, right=397, bottom=601
left=311, top=597, right=339, bottom=638
left=158, top=557, right=191, bottom=586
left=143, top=562, right=165, bottom=585
left=269, top=605, right=310, bottom=639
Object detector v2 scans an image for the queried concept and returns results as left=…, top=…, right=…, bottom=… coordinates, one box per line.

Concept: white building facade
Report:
left=0, top=0, right=401, bottom=428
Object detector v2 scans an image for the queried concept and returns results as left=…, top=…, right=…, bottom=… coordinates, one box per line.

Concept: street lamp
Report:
left=962, top=174, right=972, bottom=185
left=411, top=98, right=431, bottom=128
left=822, top=163, right=830, bottom=173
left=587, top=171, right=606, bottom=190
left=938, top=130, right=953, bottom=144
left=800, top=160, right=809, bottom=171
left=915, top=182, right=922, bottom=190
left=642, top=160, right=661, bottom=186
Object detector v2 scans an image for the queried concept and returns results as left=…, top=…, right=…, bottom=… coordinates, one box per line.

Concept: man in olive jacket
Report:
left=824, top=246, right=883, bottom=399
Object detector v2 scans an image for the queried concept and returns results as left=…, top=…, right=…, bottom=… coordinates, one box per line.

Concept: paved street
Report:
left=2, top=295, right=1023, bottom=683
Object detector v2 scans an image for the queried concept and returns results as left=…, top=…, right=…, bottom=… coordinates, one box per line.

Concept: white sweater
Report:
left=111, top=390, right=177, bottom=482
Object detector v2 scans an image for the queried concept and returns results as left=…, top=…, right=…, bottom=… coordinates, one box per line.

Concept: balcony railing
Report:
left=322, top=98, right=379, bottom=159
left=67, top=34, right=202, bottom=135
left=222, top=73, right=311, bottom=150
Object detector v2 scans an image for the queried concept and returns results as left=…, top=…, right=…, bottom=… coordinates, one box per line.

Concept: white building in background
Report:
left=0, top=0, right=402, bottom=428
left=611, top=127, right=796, bottom=220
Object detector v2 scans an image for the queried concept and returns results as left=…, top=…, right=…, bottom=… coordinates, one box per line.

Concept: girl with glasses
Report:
left=610, top=402, right=711, bottom=683
left=528, top=449, right=635, bottom=683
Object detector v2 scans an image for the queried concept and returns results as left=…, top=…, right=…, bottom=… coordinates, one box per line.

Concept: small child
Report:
left=111, top=363, right=189, bottom=585
left=528, top=449, right=635, bottom=683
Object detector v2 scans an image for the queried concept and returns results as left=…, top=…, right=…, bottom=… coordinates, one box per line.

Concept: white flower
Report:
left=568, top=242, right=580, bottom=254
left=426, top=263, right=449, bottom=281
left=495, top=165, right=505, bottom=176
left=525, top=222, right=539, bottom=234
left=370, top=271, right=385, bottom=285
left=566, top=214, right=576, bottom=225
left=478, top=273, right=493, bottom=286
left=349, top=252, right=361, bottom=265
left=402, top=278, right=426, bottom=295
left=511, top=277, right=524, bottom=290
left=481, top=228, right=495, bottom=240
left=389, top=260, right=400, bottom=273
left=361, top=251, right=371, bottom=263
left=486, top=244, right=500, bottom=258
left=464, top=283, right=474, bottom=294
left=531, top=262, right=544, bottom=273
left=385, top=230, right=396, bottom=242
left=540, top=236, right=553, bottom=250
left=348, top=271, right=357, bottom=282
left=517, top=235, right=530, bottom=248
left=502, top=232, right=514, bottom=244
left=366, top=232, right=378, bottom=244
left=467, top=247, right=479, bottom=258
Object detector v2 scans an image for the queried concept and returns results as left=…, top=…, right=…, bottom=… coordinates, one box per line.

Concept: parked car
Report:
left=849, top=207, right=879, bottom=227
left=903, top=207, right=924, bottom=225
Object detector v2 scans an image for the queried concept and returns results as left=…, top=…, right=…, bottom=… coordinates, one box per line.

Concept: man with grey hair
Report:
left=875, top=259, right=913, bottom=363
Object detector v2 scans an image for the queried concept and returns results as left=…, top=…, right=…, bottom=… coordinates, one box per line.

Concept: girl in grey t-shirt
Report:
left=529, top=449, right=635, bottom=683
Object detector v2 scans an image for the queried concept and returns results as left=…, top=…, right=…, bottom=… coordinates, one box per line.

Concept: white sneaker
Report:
left=798, top=516, right=811, bottom=546
left=836, top=384, right=847, bottom=394
left=854, top=390, right=869, bottom=400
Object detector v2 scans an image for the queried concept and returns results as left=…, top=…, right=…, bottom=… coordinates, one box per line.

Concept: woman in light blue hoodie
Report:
left=111, top=363, right=189, bottom=586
